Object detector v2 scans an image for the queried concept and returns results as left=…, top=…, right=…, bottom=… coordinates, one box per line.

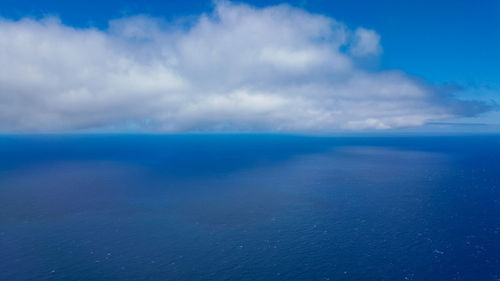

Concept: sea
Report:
left=0, top=135, right=499, bottom=280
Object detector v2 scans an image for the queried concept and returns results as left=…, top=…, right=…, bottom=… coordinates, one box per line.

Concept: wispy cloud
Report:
left=349, top=27, right=382, bottom=57
left=0, top=1, right=489, bottom=132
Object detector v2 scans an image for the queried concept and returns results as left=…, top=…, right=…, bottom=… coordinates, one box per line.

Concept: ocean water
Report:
left=0, top=135, right=499, bottom=281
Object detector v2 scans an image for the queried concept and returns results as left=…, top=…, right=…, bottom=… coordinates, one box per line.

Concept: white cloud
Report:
left=0, top=2, right=487, bottom=132
left=349, top=27, right=382, bottom=56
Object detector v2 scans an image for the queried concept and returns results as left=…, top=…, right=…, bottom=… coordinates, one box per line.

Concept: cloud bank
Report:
left=0, top=1, right=487, bottom=132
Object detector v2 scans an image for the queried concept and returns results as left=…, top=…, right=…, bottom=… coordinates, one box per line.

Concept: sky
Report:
left=0, top=0, right=498, bottom=133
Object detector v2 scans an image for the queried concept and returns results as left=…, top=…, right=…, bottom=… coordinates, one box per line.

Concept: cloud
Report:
left=0, top=1, right=488, bottom=132
left=349, top=27, right=382, bottom=56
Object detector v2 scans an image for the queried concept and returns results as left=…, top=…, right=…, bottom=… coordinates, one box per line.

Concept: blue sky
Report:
left=0, top=0, right=498, bottom=133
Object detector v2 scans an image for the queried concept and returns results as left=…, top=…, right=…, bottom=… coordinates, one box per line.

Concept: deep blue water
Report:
left=1, top=135, right=499, bottom=281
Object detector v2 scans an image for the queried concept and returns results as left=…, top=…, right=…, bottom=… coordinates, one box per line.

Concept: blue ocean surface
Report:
left=0, top=135, right=499, bottom=281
